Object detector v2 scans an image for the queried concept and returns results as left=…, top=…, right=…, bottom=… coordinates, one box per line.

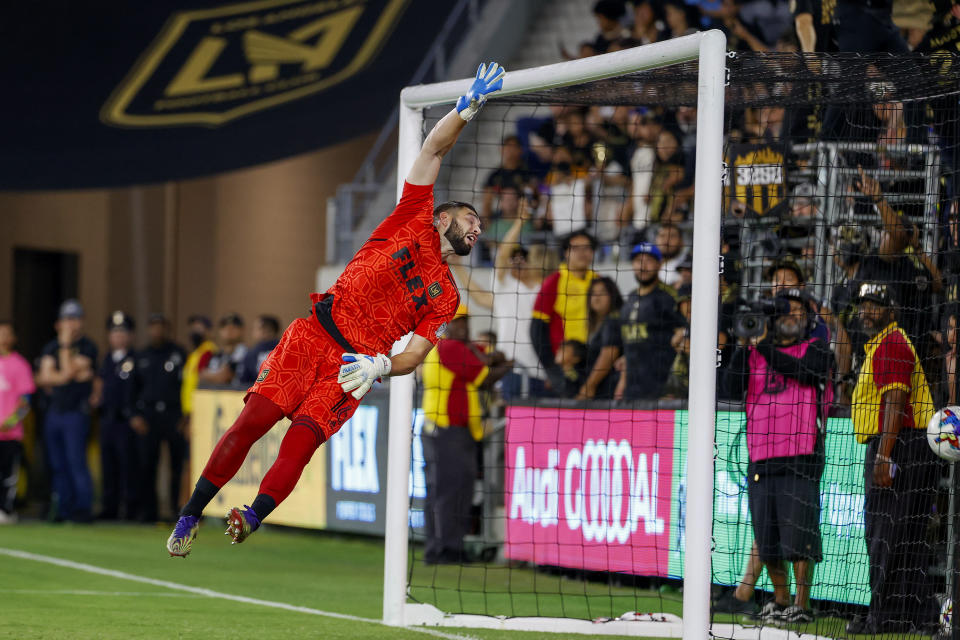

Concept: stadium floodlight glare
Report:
left=384, top=30, right=726, bottom=638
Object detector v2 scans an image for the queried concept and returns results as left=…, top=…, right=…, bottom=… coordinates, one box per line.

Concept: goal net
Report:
left=382, top=33, right=960, bottom=640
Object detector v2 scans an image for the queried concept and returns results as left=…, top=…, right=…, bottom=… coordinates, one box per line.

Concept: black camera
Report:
left=732, top=298, right=791, bottom=339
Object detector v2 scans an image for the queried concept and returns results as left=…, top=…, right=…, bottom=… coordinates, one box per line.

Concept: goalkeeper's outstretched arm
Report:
left=406, top=62, right=505, bottom=186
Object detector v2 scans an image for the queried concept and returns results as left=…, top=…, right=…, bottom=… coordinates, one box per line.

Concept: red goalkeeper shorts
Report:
left=247, top=315, right=360, bottom=443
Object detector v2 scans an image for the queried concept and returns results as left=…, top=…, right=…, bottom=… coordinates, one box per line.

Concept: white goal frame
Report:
left=383, top=30, right=727, bottom=639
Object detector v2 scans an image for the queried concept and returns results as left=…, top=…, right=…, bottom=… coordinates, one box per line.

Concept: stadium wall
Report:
left=0, top=134, right=373, bottom=360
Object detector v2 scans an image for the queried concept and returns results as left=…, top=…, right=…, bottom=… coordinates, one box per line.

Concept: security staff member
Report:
left=847, top=283, right=940, bottom=635
left=133, top=313, right=186, bottom=522
left=91, top=311, right=138, bottom=520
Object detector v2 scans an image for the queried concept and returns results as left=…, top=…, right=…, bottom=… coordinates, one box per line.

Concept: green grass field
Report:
left=0, top=520, right=928, bottom=639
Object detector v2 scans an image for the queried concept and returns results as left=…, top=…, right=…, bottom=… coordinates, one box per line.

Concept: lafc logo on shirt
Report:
left=427, top=282, right=443, bottom=299
left=391, top=246, right=428, bottom=311
left=256, top=368, right=270, bottom=383
left=101, top=0, right=407, bottom=128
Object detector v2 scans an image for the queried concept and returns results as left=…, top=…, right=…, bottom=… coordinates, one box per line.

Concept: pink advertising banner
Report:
left=504, top=406, right=676, bottom=576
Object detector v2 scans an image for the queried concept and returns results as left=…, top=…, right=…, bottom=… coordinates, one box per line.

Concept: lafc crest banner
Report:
left=0, top=0, right=450, bottom=189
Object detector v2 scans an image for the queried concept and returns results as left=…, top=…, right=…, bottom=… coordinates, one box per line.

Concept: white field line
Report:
left=0, top=547, right=478, bottom=640
left=0, top=589, right=200, bottom=597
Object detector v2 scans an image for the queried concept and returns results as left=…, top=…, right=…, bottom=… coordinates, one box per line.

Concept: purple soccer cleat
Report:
left=166, top=515, right=200, bottom=557
left=225, top=505, right=261, bottom=545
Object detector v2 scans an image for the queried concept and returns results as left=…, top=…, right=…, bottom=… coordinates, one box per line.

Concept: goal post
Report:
left=383, top=30, right=727, bottom=638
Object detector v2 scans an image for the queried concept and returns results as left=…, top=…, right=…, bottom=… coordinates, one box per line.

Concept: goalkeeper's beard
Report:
left=445, top=221, right=473, bottom=256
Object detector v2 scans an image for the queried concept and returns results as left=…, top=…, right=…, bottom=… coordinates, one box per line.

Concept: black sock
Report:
left=180, top=477, right=220, bottom=518
left=250, top=494, right=277, bottom=521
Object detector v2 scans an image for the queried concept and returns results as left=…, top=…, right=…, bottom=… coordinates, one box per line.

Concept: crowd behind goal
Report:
left=414, top=0, right=960, bottom=635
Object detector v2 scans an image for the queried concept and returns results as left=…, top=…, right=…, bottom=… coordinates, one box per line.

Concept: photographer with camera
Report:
left=723, top=288, right=833, bottom=624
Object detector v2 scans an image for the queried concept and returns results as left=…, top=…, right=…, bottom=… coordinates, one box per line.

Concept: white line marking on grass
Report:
left=0, top=548, right=478, bottom=640
left=0, top=589, right=201, bottom=597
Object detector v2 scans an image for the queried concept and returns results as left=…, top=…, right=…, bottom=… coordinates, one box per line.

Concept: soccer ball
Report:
left=928, top=407, right=960, bottom=462
left=941, top=598, right=953, bottom=633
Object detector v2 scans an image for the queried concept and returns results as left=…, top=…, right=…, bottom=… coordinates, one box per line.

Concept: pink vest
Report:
left=745, top=338, right=832, bottom=462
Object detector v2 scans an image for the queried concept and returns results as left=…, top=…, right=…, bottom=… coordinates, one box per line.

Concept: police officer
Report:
left=91, top=311, right=138, bottom=520
left=132, top=313, right=186, bottom=522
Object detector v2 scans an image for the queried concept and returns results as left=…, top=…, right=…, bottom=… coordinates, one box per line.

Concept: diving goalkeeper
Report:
left=167, top=62, right=506, bottom=557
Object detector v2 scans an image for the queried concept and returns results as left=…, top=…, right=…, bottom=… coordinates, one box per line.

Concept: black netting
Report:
left=402, top=49, right=960, bottom=639
left=495, top=53, right=960, bottom=108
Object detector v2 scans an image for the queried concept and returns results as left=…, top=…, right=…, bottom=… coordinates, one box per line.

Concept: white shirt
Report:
left=492, top=271, right=542, bottom=379
left=630, top=145, right=656, bottom=229
left=592, top=161, right=628, bottom=244
left=548, top=177, right=588, bottom=239
left=659, top=247, right=690, bottom=288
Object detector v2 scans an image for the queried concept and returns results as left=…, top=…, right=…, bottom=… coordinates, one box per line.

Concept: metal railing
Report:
left=735, top=140, right=942, bottom=305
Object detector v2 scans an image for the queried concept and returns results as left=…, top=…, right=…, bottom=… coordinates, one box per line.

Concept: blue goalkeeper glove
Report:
left=338, top=353, right=392, bottom=400
left=456, top=61, right=506, bottom=122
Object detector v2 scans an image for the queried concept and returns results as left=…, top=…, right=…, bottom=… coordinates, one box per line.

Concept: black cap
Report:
left=856, top=282, right=894, bottom=307
left=59, top=299, right=84, bottom=319
left=775, top=287, right=808, bottom=307
left=593, top=0, right=625, bottom=20
left=107, top=310, right=134, bottom=332
left=187, top=314, right=212, bottom=329
left=147, top=312, right=168, bottom=325
left=219, top=312, right=244, bottom=327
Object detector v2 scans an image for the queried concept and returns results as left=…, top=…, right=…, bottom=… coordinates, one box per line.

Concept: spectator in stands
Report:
left=591, top=0, right=629, bottom=53
left=776, top=183, right=820, bottom=261
left=36, top=299, right=97, bottom=523
left=421, top=306, right=511, bottom=564
left=238, top=315, right=280, bottom=385
left=766, top=258, right=805, bottom=297
left=725, top=288, right=832, bottom=623
left=827, top=226, right=868, bottom=402
left=615, top=243, right=684, bottom=400
left=648, top=129, right=687, bottom=225
left=0, top=320, right=34, bottom=524
left=555, top=340, right=589, bottom=397
left=846, top=283, right=940, bottom=635
left=793, top=0, right=837, bottom=52
left=852, top=166, right=941, bottom=347
left=90, top=311, right=138, bottom=521
left=662, top=295, right=692, bottom=398
left=626, top=108, right=664, bottom=231
left=631, top=0, right=667, bottom=44
left=519, top=105, right=569, bottom=178
left=453, top=199, right=556, bottom=398
left=577, top=276, right=624, bottom=400
left=737, top=0, right=793, bottom=48
left=663, top=0, right=699, bottom=38
left=586, top=106, right=632, bottom=170
left=545, top=146, right=590, bottom=239
left=834, top=0, right=909, bottom=54
left=480, top=135, right=534, bottom=227
left=676, top=257, right=693, bottom=293
left=484, top=186, right=536, bottom=247
left=655, top=223, right=690, bottom=288
left=671, top=106, right=698, bottom=214
left=133, top=313, right=186, bottom=522
left=559, top=108, right=596, bottom=175
left=588, top=142, right=631, bottom=247
left=201, top=313, right=248, bottom=386
left=532, top=231, right=597, bottom=395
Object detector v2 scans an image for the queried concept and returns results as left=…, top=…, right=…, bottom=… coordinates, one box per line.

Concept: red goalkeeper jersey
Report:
left=320, top=181, right=461, bottom=354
